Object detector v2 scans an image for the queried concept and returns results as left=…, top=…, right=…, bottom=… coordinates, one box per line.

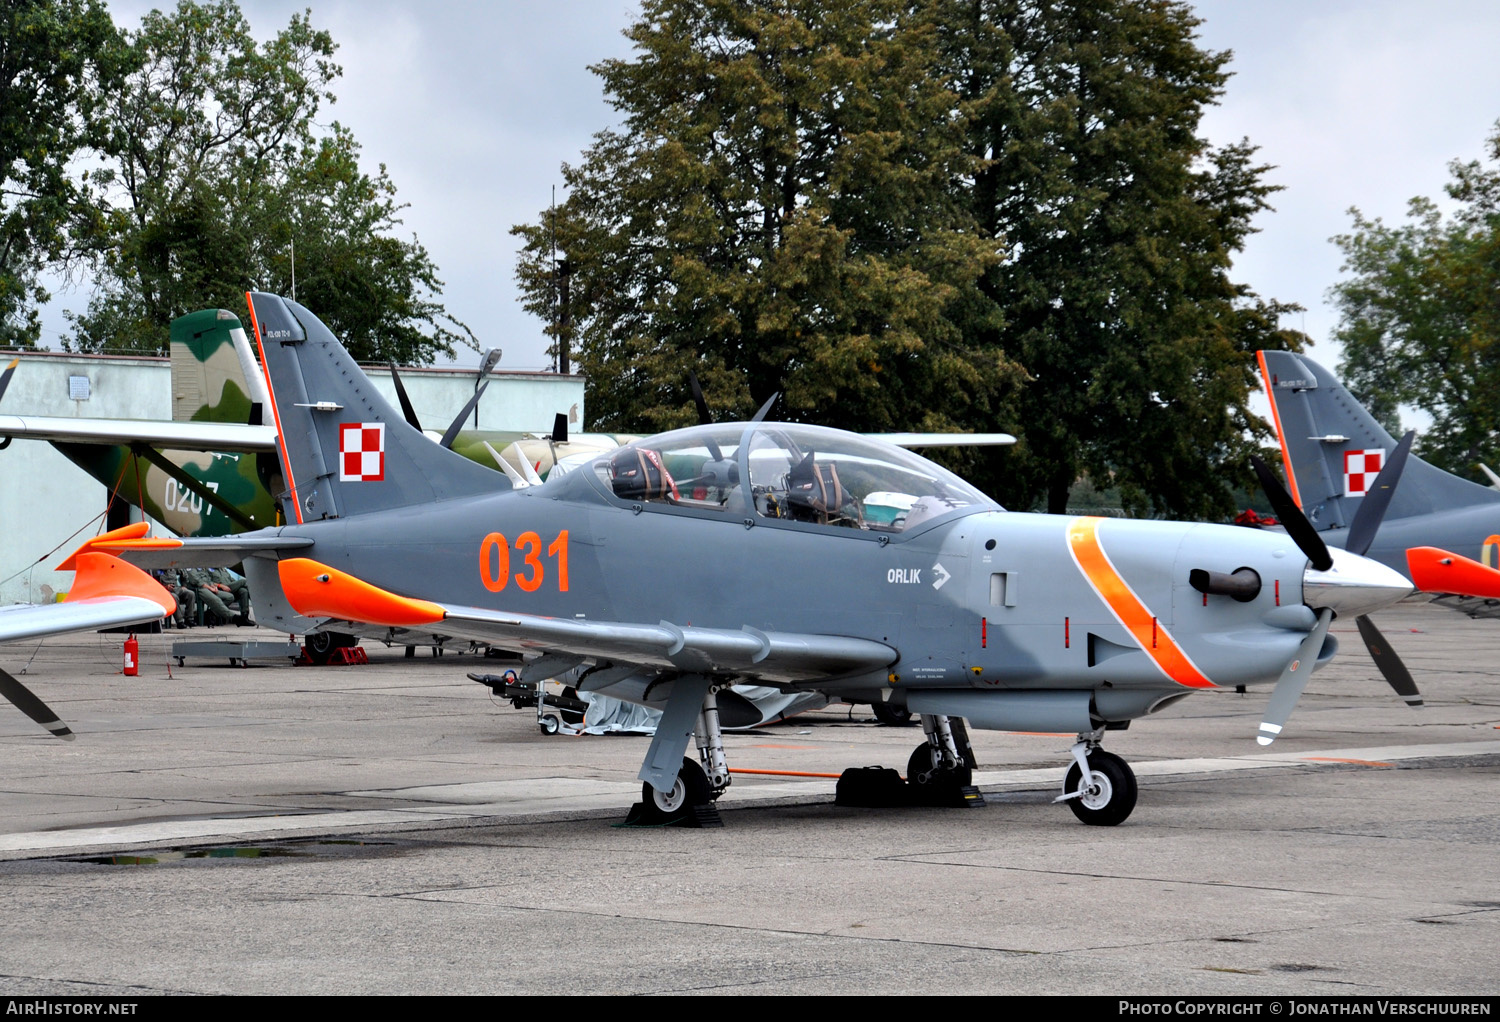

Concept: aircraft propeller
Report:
left=683, top=372, right=778, bottom=488
left=389, top=351, right=505, bottom=450
left=0, top=665, right=74, bottom=741
left=388, top=362, right=424, bottom=432
left=0, top=357, right=16, bottom=448
left=0, top=358, right=17, bottom=404
left=1248, top=430, right=1420, bottom=744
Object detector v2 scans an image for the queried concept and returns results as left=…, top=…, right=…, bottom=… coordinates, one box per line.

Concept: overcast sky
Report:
left=43, top=0, right=1500, bottom=391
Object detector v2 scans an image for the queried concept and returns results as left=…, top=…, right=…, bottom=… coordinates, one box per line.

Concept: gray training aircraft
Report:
left=1258, top=350, right=1500, bottom=616
left=13, top=295, right=1419, bottom=827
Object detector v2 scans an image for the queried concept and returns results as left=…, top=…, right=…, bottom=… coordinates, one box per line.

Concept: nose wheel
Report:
left=1059, top=747, right=1137, bottom=826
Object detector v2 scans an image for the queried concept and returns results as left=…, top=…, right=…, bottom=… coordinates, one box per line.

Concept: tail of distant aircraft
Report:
left=1256, top=350, right=1500, bottom=530
left=169, top=308, right=271, bottom=426
left=245, top=292, right=504, bottom=523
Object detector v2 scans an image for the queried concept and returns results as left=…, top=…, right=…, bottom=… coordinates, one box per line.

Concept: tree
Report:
left=936, top=0, right=1302, bottom=516
left=1331, top=123, right=1500, bottom=478
left=0, top=0, right=123, bottom=346
left=516, top=0, right=1299, bottom=516
left=513, top=0, right=1024, bottom=441
left=69, top=0, right=471, bottom=362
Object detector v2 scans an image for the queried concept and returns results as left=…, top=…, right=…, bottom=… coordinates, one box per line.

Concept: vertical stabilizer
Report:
left=169, top=309, right=270, bottom=425
left=1257, top=350, right=1500, bottom=530
left=245, top=293, right=506, bottom=523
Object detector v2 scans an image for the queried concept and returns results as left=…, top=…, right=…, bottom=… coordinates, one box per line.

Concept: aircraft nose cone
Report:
left=1303, top=547, right=1414, bottom=617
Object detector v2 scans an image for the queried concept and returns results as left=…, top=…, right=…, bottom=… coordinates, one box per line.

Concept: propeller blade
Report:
left=483, top=440, right=533, bottom=489
left=387, top=362, right=423, bottom=432
left=1257, top=606, right=1334, bottom=745
left=1251, top=455, right=1333, bottom=572
left=750, top=392, right=779, bottom=422
left=0, top=666, right=74, bottom=741
left=1354, top=614, right=1423, bottom=707
left=688, top=372, right=713, bottom=425
left=0, top=358, right=17, bottom=404
left=1345, top=430, right=1415, bottom=558
left=440, top=379, right=491, bottom=449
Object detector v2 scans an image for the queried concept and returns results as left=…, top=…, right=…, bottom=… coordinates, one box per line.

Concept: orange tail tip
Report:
left=278, top=558, right=445, bottom=627
left=55, top=522, right=183, bottom=570
left=1405, top=546, right=1500, bottom=599
left=64, top=552, right=176, bottom=616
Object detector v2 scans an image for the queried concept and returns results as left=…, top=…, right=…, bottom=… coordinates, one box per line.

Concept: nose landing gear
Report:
left=1054, top=729, right=1138, bottom=826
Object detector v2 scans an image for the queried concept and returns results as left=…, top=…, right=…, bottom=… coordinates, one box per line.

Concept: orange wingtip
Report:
left=64, top=552, right=176, bottom=616
left=277, top=558, right=445, bottom=627
left=1405, top=546, right=1500, bottom=599
left=55, top=523, right=183, bottom=570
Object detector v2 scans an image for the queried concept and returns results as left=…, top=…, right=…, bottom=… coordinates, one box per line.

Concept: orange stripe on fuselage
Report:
left=1067, top=516, right=1215, bottom=689
left=245, top=292, right=303, bottom=525
left=1257, top=350, right=1303, bottom=509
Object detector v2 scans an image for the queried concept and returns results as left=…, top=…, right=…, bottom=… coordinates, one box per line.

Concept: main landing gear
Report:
left=906, top=714, right=984, bottom=807
left=1054, top=728, right=1138, bottom=826
left=624, top=681, right=730, bottom=828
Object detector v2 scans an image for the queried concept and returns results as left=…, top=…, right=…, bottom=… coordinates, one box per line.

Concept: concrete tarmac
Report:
left=0, top=602, right=1496, bottom=995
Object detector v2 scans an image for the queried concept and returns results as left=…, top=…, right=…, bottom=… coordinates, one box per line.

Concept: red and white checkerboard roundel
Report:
left=1343, top=448, right=1384, bottom=497
left=339, top=422, right=385, bottom=481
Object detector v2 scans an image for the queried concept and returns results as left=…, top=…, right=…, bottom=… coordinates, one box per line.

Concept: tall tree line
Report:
left=1331, top=122, right=1500, bottom=481
left=514, top=0, right=1305, bottom=516
left=0, top=0, right=468, bottom=363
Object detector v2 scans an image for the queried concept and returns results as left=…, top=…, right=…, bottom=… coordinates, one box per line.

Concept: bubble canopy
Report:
left=592, top=421, right=999, bottom=533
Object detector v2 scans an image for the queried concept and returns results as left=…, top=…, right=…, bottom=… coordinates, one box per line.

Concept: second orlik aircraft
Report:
left=1258, top=349, right=1500, bottom=614
left=10, top=293, right=1427, bottom=829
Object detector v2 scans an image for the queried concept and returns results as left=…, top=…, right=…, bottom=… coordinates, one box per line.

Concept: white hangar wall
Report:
left=0, top=352, right=585, bottom=605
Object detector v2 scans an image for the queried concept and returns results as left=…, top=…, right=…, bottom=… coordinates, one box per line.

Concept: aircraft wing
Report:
left=870, top=432, right=1016, bottom=448
left=277, top=558, right=896, bottom=684
left=0, top=414, right=276, bottom=453
left=0, top=595, right=171, bottom=645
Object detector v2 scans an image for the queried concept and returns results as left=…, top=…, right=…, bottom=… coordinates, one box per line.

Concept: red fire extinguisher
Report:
left=123, top=633, right=138, bottom=677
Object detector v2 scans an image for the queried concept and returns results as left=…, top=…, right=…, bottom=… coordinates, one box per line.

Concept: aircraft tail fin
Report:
left=245, top=292, right=506, bottom=523
left=1257, top=350, right=1500, bottom=530
left=169, top=309, right=271, bottom=425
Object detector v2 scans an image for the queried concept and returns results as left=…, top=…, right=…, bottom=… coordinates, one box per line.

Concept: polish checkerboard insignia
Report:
left=1343, top=448, right=1384, bottom=497
left=340, top=422, right=385, bottom=481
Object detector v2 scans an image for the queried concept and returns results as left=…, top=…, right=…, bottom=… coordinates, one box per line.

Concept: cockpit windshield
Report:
left=594, top=422, right=997, bottom=533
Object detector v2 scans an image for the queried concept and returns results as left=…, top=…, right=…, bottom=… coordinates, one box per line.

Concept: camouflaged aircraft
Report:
left=0, top=309, right=640, bottom=538
left=8, top=293, right=1425, bottom=829
left=1259, top=349, right=1500, bottom=620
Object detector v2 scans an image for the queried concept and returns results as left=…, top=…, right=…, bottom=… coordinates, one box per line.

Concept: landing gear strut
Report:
left=1054, top=728, right=1138, bottom=826
left=623, top=676, right=727, bottom=827
left=906, top=714, right=984, bottom=807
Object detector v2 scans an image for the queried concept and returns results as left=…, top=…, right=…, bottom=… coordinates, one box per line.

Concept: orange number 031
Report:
left=480, top=530, right=569, bottom=593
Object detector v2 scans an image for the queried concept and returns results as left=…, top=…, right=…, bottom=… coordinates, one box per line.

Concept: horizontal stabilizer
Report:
left=84, top=534, right=314, bottom=570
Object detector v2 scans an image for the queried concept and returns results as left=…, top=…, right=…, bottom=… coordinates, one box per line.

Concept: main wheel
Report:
left=906, top=741, right=973, bottom=790
left=305, top=630, right=355, bottom=666
left=1062, top=749, right=1138, bottom=826
left=641, top=757, right=712, bottom=820
left=872, top=701, right=914, bottom=727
